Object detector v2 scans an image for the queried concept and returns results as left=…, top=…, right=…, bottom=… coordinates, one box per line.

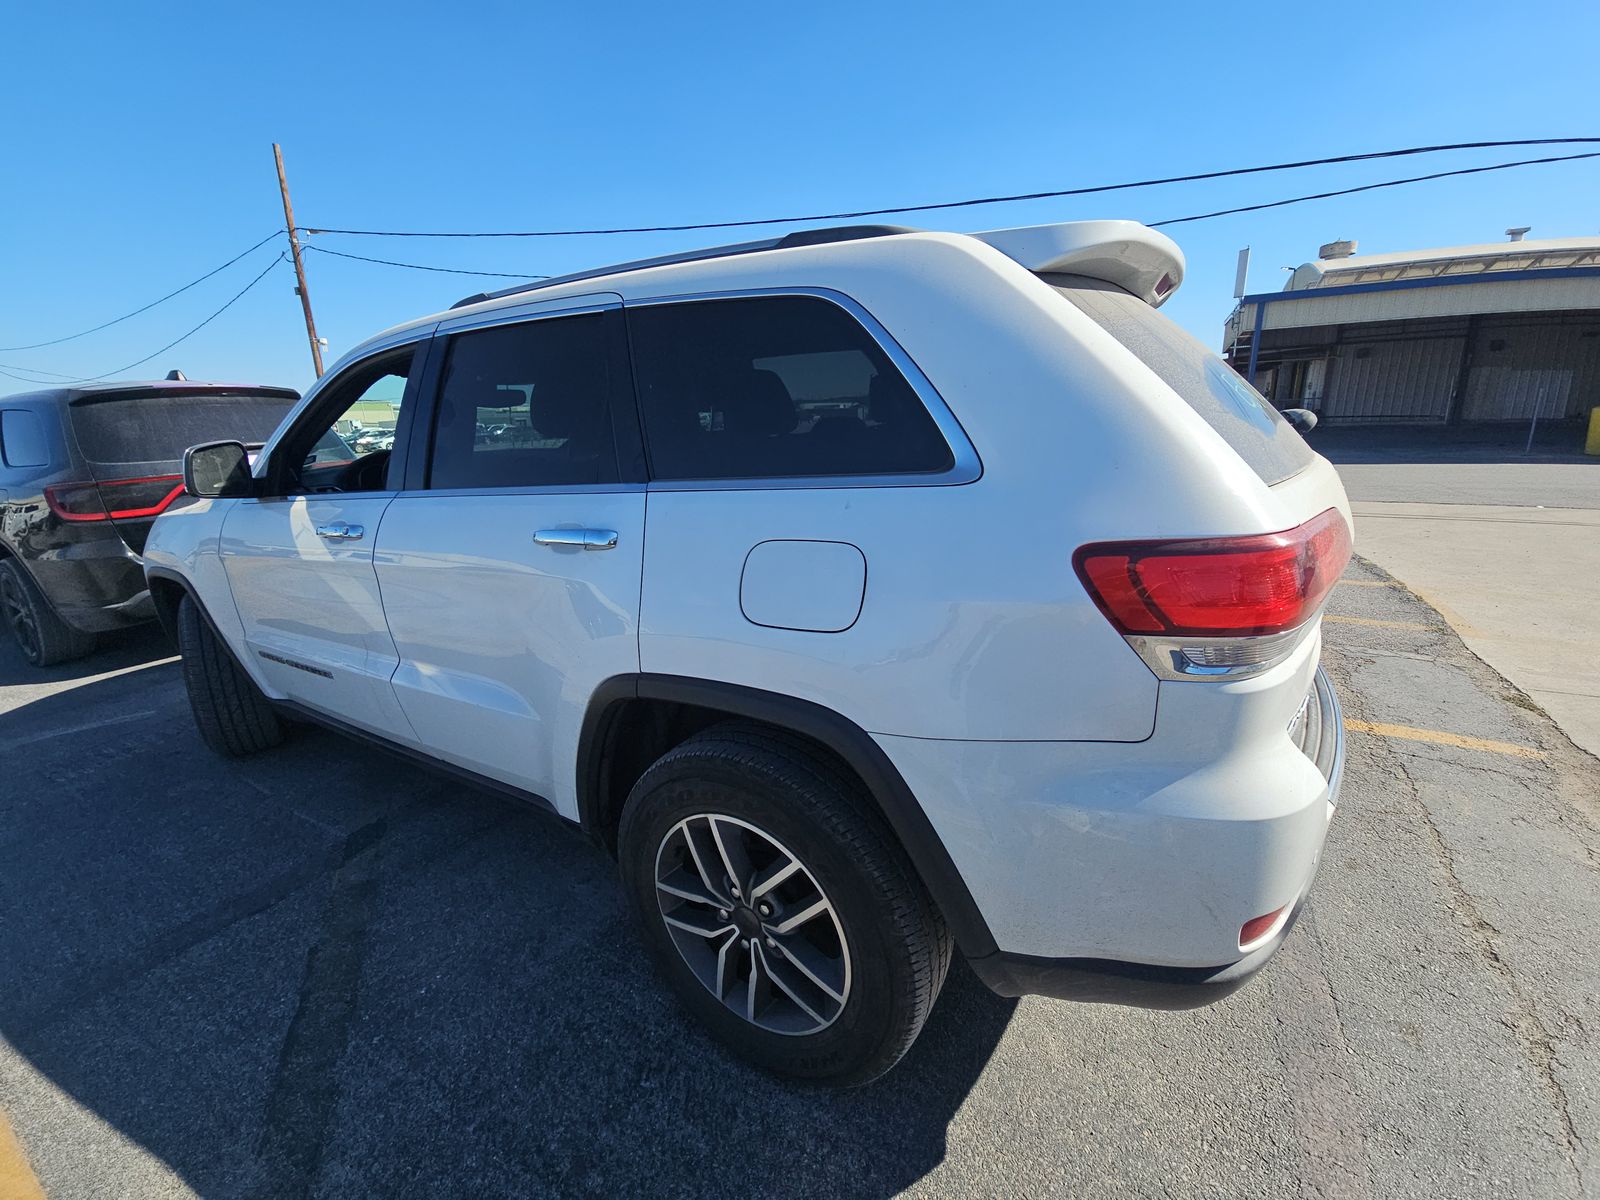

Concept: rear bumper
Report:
left=23, top=533, right=152, bottom=632
left=968, top=899, right=1305, bottom=1008
left=876, top=652, right=1346, bottom=1004
left=962, top=667, right=1344, bottom=1007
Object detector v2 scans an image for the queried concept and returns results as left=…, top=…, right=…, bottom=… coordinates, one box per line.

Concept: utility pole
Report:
left=273, top=143, right=324, bottom=377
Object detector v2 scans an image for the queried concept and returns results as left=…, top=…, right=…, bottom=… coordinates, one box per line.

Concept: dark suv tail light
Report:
left=44, top=475, right=185, bottom=523
left=1074, top=509, right=1351, bottom=638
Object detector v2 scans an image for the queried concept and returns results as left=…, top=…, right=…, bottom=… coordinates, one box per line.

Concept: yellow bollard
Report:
left=1588, top=408, right=1600, bottom=456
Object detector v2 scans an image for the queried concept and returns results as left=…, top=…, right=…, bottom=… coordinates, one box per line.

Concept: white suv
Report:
left=146, top=220, right=1350, bottom=1085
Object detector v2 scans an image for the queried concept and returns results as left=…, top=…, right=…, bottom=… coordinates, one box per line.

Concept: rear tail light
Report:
left=1074, top=508, right=1351, bottom=679
left=44, top=474, right=185, bottom=523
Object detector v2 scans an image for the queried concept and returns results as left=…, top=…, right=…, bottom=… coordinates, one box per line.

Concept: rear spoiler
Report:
left=969, top=220, right=1185, bottom=308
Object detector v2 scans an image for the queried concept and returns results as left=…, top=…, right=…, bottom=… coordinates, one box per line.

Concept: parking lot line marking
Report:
left=0, top=707, right=158, bottom=752
left=1344, top=718, right=1544, bottom=760
left=1324, top=615, right=1435, bottom=631
left=1337, top=579, right=1399, bottom=588
left=0, top=1111, right=46, bottom=1200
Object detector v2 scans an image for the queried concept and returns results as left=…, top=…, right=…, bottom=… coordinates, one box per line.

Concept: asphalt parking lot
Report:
left=3, top=552, right=1599, bottom=1197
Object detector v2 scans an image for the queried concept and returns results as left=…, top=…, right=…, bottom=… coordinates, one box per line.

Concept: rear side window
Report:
left=428, top=314, right=619, bottom=490
left=628, top=295, right=953, bottom=481
left=70, top=391, right=296, bottom=466
left=1, top=409, right=50, bottom=468
left=1049, top=275, right=1315, bottom=485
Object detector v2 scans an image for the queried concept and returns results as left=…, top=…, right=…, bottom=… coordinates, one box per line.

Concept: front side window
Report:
left=270, top=347, right=415, bottom=495
left=627, top=295, right=954, bottom=481
left=427, top=314, right=619, bottom=490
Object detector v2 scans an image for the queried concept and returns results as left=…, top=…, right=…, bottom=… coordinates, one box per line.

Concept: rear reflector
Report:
left=1240, top=905, right=1289, bottom=949
left=1073, top=509, right=1351, bottom=638
left=45, top=474, right=185, bottom=523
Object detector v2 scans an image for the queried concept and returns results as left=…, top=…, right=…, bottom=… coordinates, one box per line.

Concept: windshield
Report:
left=1048, top=274, right=1315, bottom=485
left=70, top=390, right=296, bottom=466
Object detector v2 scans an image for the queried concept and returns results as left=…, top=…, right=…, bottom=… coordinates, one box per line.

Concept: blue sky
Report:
left=3, top=0, right=1597, bottom=396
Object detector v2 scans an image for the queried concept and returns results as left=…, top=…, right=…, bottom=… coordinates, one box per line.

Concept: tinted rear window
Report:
left=428, top=313, right=619, bottom=490
left=1049, top=275, right=1314, bottom=485
left=69, top=391, right=296, bottom=465
left=628, top=295, right=954, bottom=481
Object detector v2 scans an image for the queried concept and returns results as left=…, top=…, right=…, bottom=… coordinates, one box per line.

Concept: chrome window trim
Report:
left=435, top=292, right=623, bottom=336
left=624, top=286, right=982, bottom=492
left=393, top=482, right=646, bottom=500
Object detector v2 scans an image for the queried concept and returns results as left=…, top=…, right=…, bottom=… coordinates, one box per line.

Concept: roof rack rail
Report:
left=449, top=224, right=920, bottom=310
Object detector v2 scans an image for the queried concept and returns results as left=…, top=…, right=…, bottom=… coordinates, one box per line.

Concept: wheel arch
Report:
left=144, top=566, right=196, bottom=643
left=577, top=674, right=998, bottom=958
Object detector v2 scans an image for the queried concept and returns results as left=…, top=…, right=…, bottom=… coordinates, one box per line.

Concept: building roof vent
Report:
left=1318, top=239, right=1358, bottom=260
left=1506, top=226, right=1531, bottom=242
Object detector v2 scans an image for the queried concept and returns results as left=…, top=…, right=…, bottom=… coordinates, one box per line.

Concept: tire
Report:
left=618, top=723, right=952, bottom=1086
left=0, top=558, right=97, bottom=667
left=176, top=594, right=284, bottom=757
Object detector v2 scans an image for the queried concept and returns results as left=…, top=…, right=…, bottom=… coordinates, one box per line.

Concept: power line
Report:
left=0, top=366, right=73, bottom=386
left=301, top=137, right=1600, bottom=238
left=0, top=230, right=283, bottom=352
left=1149, top=150, right=1600, bottom=227
left=304, top=243, right=551, bottom=279
left=19, top=254, right=286, bottom=386
left=0, top=361, right=80, bottom=380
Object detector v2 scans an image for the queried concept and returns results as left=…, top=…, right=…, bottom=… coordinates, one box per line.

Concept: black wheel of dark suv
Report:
left=618, top=723, right=952, bottom=1087
left=176, top=594, right=285, bottom=757
left=0, top=559, right=96, bottom=667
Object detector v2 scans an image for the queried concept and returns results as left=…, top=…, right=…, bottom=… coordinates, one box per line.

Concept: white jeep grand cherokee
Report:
left=146, top=220, right=1350, bottom=1085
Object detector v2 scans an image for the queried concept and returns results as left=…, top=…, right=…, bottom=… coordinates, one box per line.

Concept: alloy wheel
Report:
left=654, top=813, right=851, bottom=1036
left=0, top=572, right=40, bottom=662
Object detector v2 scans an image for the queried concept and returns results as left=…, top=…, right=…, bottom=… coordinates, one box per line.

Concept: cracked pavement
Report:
left=2, top=555, right=1598, bottom=1198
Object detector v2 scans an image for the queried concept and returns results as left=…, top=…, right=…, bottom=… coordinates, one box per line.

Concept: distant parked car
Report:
left=0, top=378, right=298, bottom=665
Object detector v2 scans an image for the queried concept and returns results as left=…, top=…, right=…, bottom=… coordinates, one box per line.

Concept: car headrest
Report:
left=725, top=369, right=796, bottom=436
left=867, top=372, right=917, bottom=425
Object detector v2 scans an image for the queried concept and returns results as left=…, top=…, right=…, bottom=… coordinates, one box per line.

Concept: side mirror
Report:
left=183, top=440, right=252, bottom=498
left=1281, top=408, right=1318, bottom=435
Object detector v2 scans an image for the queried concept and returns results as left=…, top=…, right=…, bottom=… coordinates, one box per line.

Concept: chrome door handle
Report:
left=315, top=522, right=364, bottom=540
left=534, top=528, right=618, bottom=551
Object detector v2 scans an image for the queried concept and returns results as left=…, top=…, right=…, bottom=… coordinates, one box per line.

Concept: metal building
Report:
left=1222, top=231, right=1600, bottom=426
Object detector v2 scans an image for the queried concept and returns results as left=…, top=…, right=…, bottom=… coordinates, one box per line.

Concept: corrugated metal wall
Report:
left=1461, top=319, right=1600, bottom=421
left=1323, top=334, right=1464, bottom=422
left=1252, top=312, right=1600, bottom=423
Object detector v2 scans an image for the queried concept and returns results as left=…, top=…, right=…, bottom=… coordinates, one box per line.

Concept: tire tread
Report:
left=177, top=595, right=283, bottom=756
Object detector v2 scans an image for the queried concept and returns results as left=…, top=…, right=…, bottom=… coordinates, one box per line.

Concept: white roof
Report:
left=1299, top=235, right=1600, bottom=288
left=341, top=220, right=1188, bottom=366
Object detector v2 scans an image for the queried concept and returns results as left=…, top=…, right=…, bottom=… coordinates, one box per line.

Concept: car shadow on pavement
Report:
left=0, top=623, right=174, bottom=690
left=0, top=670, right=1017, bottom=1199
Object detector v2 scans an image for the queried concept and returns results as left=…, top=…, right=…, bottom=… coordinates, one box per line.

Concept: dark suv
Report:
left=0, top=379, right=299, bottom=665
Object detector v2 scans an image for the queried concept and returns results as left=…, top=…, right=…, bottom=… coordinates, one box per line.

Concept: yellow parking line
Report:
left=1325, top=615, right=1434, bottom=631
left=1345, top=718, right=1544, bottom=759
left=0, top=1111, right=46, bottom=1200
left=1337, top=579, right=1399, bottom=588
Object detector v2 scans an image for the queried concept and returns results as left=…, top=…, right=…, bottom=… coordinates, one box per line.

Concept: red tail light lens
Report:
left=45, top=474, right=184, bottom=523
left=1074, top=509, right=1352, bottom=638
